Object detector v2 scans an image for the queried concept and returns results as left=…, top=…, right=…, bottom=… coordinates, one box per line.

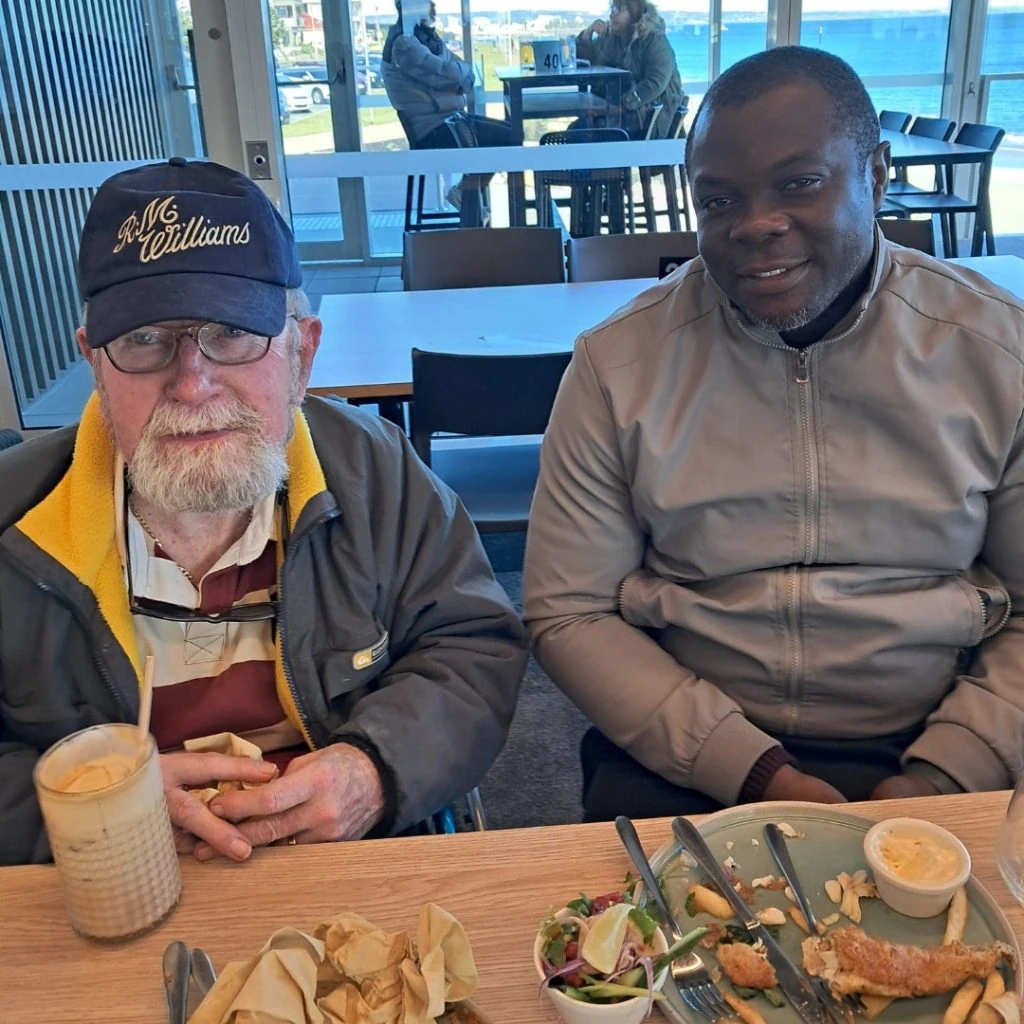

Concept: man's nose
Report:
left=730, top=201, right=790, bottom=245
left=164, top=335, right=219, bottom=403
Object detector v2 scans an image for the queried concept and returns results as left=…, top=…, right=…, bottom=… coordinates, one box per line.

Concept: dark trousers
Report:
left=417, top=114, right=515, bottom=150
left=580, top=725, right=922, bottom=823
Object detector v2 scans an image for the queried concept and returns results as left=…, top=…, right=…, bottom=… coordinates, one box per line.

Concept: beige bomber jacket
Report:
left=523, top=234, right=1024, bottom=805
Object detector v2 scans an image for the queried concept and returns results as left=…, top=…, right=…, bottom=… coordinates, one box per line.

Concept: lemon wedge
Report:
left=581, top=902, right=633, bottom=975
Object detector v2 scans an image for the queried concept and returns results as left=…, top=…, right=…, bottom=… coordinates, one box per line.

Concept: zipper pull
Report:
left=796, top=351, right=809, bottom=383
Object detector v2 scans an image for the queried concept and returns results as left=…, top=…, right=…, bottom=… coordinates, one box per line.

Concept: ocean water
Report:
left=666, top=10, right=1023, bottom=153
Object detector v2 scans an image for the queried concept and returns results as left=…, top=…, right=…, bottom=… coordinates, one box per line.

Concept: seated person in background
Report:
left=0, top=158, right=527, bottom=866
left=524, top=47, right=1024, bottom=821
left=574, top=0, right=683, bottom=139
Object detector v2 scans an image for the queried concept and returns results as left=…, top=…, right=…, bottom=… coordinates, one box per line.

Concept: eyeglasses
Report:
left=123, top=482, right=287, bottom=625
left=105, top=316, right=299, bottom=374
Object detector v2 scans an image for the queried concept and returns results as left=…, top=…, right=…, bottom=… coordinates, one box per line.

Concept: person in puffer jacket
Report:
left=382, top=1, right=513, bottom=150
left=575, top=0, right=684, bottom=139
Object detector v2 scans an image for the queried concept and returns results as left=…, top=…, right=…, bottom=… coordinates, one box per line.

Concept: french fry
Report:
left=724, top=991, right=767, bottom=1024
left=944, top=978, right=985, bottom=1024
left=861, top=996, right=895, bottom=1020
left=970, top=971, right=1007, bottom=1024
left=787, top=905, right=825, bottom=935
left=944, top=887, right=969, bottom=945
left=689, top=883, right=734, bottom=920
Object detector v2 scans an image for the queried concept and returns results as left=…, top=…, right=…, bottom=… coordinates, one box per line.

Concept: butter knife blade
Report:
left=190, top=947, right=218, bottom=999
left=671, top=815, right=831, bottom=1024
left=162, top=941, right=190, bottom=1024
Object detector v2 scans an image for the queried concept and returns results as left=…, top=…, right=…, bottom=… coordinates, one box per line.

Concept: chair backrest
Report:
left=877, top=217, right=936, bottom=255
left=567, top=231, right=699, bottom=282
left=666, top=102, right=689, bottom=141
left=539, top=127, right=630, bottom=147
left=410, top=349, right=573, bottom=464
left=879, top=110, right=912, bottom=132
left=641, top=103, right=664, bottom=141
left=402, top=227, right=566, bottom=291
left=908, top=116, right=956, bottom=141
left=953, top=121, right=1006, bottom=153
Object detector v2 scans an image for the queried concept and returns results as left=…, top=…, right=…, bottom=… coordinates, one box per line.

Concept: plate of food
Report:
left=644, top=802, right=1020, bottom=1024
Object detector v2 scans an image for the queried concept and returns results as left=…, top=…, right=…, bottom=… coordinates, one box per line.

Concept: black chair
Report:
left=402, top=226, right=565, bottom=290
left=888, top=115, right=957, bottom=197
left=397, top=111, right=462, bottom=234
left=566, top=230, right=699, bottom=282
left=636, top=103, right=693, bottom=233
left=887, top=122, right=1005, bottom=256
left=877, top=216, right=937, bottom=255
left=878, top=109, right=913, bottom=132
left=535, top=128, right=632, bottom=236
left=410, top=349, right=572, bottom=532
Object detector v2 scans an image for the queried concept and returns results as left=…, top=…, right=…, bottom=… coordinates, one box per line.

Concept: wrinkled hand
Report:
left=762, top=764, right=847, bottom=804
left=195, top=744, right=385, bottom=859
left=160, top=752, right=279, bottom=862
left=870, top=774, right=941, bottom=801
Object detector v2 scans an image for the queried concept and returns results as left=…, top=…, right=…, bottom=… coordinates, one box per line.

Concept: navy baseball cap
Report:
left=77, top=158, right=302, bottom=350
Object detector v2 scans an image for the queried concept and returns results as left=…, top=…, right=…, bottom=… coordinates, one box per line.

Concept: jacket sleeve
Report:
left=575, top=28, right=602, bottom=64
left=522, top=338, right=779, bottom=806
left=333, top=431, right=528, bottom=833
left=903, top=409, right=1024, bottom=792
left=625, top=34, right=675, bottom=107
left=0, top=735, right=49, bottom=865
left=390, top=33, right=474, bottom=93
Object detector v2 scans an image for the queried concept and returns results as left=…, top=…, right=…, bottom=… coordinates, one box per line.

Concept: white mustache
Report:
left=143, top=399, right=262, bottom=439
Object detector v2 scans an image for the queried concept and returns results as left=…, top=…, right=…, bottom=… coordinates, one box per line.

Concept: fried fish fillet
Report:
left=716, top=941, right=778, bottom=989
left=802, top=926, right=1015, bottom=998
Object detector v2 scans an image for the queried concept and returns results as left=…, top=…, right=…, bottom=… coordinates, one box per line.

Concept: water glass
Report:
left=34, top=723, right=181, bottom=941
left=996, top=774, right=1024, bottom=905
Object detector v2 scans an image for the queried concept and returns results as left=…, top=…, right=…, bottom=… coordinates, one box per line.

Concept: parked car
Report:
left=291, top=60, right=367, bottom=100
left=277, top=68, right=314, bottom=112
left=354, top=53, right=383, bottom=88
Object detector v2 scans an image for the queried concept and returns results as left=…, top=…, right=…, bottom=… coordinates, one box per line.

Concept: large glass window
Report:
left=799, top=4, right=952, bottom=117
left=980, top=1, right=1024, bottom=237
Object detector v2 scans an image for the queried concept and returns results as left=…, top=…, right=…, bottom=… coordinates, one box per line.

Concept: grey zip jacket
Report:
left=524, top=235, right=1024, bottom=805
left=0, top=396, right=526, bottom=864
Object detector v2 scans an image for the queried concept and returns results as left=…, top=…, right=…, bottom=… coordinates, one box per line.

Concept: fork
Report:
left=614, top=816, right=733, bottom=1022
left=763, top=824, right=858, bottom=1024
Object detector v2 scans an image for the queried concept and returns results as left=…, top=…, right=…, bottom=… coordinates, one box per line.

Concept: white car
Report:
left=277, top=70, right=314, bottom=113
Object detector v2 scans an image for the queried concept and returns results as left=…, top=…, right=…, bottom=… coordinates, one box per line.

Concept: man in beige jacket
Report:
left=524, top=46, right=1024, bottom=820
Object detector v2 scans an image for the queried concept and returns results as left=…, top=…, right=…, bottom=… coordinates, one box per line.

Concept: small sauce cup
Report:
left=864, top=817, right=971, bottom=919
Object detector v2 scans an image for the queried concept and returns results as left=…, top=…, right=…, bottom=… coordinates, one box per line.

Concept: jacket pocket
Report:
left=321, top=626, right=392, bottom=702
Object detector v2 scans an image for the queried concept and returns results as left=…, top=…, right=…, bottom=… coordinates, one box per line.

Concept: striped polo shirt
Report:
left=114, top=461, right=305, bottom=768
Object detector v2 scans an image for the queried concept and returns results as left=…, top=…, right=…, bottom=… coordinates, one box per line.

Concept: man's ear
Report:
left=295, top=317, right=322, bottom=395
left=870, top=140, right=891, bottom=212
left=75, top=327, right=97, bottom=365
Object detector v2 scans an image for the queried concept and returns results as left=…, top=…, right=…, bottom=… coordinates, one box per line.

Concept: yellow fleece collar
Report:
left=16, top=393, right=328, bottom=699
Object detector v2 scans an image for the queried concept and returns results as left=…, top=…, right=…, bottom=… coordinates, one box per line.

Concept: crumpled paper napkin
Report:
left=183, top=732, right=266, bottom=805
left=189, top=904, right=478, bottom=1024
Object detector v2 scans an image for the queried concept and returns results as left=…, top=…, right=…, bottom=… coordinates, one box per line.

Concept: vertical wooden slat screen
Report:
left=0, top=0, right=170, bottom=417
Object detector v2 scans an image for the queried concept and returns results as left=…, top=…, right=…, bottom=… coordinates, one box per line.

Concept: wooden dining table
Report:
left=0, top=791, right=1018, bottom=1023
left=308, top=255, right=1024, bottom=404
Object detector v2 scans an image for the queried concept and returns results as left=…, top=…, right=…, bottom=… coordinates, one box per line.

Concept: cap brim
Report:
left=85, top=272, right=288, bottom=349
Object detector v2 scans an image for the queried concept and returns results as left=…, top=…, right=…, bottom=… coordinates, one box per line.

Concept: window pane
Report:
left=799, top=7, right=951, bottom=118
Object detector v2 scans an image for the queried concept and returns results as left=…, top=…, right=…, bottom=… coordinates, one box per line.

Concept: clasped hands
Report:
left=763, top=764, right=941, bottom=804
left=160, top=743, right=385, bottom=863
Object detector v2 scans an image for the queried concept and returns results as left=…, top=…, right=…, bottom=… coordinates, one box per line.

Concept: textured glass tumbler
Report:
left=34, top=723, right=182, bottom=941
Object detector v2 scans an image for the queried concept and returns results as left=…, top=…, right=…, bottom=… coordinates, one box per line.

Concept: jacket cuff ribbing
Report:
left=739, top=746, right=797, bottom=804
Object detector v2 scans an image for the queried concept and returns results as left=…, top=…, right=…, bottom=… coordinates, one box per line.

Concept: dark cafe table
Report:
left=0, top=791, right=1019, bottom=1022
left=496, top=65, right=633, bottom=146
left=882, top=127, right=993, bottom=170
left=307, top=255, right=1024, bottom=404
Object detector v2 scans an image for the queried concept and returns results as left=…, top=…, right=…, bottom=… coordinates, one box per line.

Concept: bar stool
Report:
left=636, top=101, right=690, bottom=231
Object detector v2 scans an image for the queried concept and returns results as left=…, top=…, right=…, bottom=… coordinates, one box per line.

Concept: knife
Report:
left=190, top=947, right=218, bottom=1000
left=162, top=941, right=191, bottom=1024
left=671, top=815, right=832, bottom=1024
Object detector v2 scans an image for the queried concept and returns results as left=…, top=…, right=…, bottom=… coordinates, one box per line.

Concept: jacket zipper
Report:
left=784, top=566, right=801, bottom=732
left=795, top=350, right=820, bottom=565
left=277, top=505, right=341, bottom=751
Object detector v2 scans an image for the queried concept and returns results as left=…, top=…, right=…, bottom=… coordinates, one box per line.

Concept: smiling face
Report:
left=688, top=79, right=889, bottom=334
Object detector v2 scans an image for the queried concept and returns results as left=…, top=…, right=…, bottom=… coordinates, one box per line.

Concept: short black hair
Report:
left=685, top=46, right=880, bottom=173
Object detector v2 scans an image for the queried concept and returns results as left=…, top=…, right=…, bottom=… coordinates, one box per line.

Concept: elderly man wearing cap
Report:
left=0, top=158, right=527, bottom=866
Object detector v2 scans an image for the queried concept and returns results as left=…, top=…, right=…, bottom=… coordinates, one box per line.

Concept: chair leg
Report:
left=416, top=175, right=427, bottom=224
left=662, top=167, right=681, bottom=231
left=466, top=787, right=487, bottom=831
left=639, top=167, right=655, bottom=232
left=946, top=212, right=959, bottom=258
left=404, top=176, right=416, bottom=232
left=679, top=165, right=692, bottom=231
